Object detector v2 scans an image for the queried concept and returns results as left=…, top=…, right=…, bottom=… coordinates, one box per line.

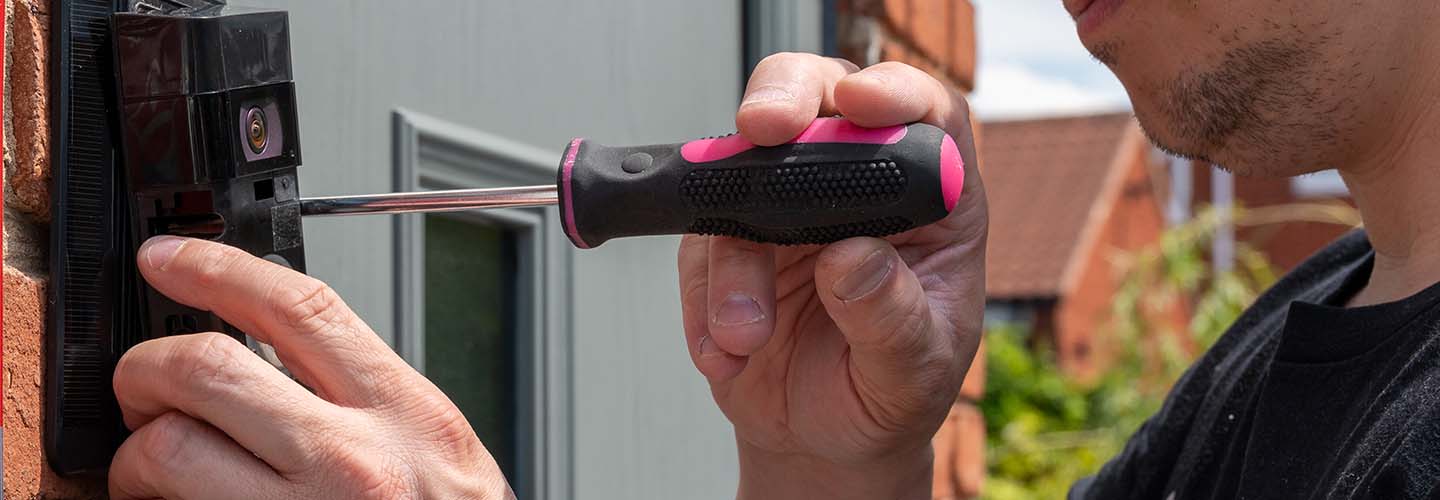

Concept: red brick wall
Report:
left=835, top=2, right=982, bottom=498
left=1053, top=129, right=1177, bottom=380
left=4, top=0, right=109, bottom=496
left=1189, top=163, right=1355, bottom=271
left=836, top=0, right=977, bottom=93
left=2, top=0, right=8, bottom=437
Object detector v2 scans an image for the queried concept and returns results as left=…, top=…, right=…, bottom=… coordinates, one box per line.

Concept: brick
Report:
left=4, top=267, right=108, bottom=499
left=4, top=0, right=108, bottom=495
left=881, top=0, right=911, bottom=31
left=931, top=401, right=985, bottom=500
left=949, top=1, right=977, bottom=91
left=865, top=0, right=977, bottom=92
left=4, top=266, right=47, bottom=499
left=907, top=0, right=952, bottom=72
left=959, top=338, right=985, bottom=401
left=951, top=402, right=985, bottom=499
left=5, top=0, right=51, bottom=220
left=881, top=39, right=913, bottom=68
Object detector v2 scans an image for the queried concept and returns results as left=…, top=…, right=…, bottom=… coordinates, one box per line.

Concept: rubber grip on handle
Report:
left=557, top=118, right=965, bottom=248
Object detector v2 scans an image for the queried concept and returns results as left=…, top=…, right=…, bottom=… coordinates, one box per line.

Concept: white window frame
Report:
left=392, top=109, right=572, bottom=500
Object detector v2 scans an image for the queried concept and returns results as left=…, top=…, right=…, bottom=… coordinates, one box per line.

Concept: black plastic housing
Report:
left=45, top=5, right=306, bottom=476
left=46, top=0, right=131, bottom=476
left=114, top=7, right=307, bottom=363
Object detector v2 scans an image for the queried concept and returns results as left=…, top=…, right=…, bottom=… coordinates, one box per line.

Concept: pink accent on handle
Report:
left=680, top=134, right=756, bottom=164
left=561, top=138, right=591, bottom=249
left=940, top=134, right=965, bottom=212
left=793, top=117, right=908, bottom=145
left=679, top=117, right=910, bottom=163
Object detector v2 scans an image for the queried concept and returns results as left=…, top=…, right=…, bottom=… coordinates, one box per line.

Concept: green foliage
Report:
left=979, top=205, right=1302, bottom=500
left=980, top=325, right=1156, bottom=499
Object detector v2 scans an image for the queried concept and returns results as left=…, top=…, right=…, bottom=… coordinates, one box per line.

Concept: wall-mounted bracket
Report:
left=46, top=2, right=306, bottom=475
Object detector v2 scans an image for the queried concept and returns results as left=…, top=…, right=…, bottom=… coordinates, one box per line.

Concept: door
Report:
left=229, top=1, right=749, bottom=499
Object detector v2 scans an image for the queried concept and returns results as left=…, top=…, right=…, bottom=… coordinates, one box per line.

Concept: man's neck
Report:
left=1340, top=67, right=1440, bottom=307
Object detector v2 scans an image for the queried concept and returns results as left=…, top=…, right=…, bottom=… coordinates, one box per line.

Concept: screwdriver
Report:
left=297, top=118, right=966, bottom=249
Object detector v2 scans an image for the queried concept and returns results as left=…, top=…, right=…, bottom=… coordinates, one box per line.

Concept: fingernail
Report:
left=144, top=236, right=187, bottom=270
left=741, top=85, right=796, bottom=108
left=698, top=336, right=722, bottom=357
left=713, top=293, right=765, bottom=327
left=833, top=249, right=894, bottom=301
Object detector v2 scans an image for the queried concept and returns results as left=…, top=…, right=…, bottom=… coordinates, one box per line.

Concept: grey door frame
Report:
left=742, top=0, right=828, bottom=75
left=392, top=109, right=573, bottom=499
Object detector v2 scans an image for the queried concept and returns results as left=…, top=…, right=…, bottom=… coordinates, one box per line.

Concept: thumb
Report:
left=814, top=238, right=952, bottom=406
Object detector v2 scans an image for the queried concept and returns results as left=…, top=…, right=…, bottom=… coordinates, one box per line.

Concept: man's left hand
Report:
left=108, top=236, right=513, bottom=500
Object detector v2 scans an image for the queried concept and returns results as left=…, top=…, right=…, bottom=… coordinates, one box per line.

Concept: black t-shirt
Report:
left=1071, top=231, right=1440, bottom=499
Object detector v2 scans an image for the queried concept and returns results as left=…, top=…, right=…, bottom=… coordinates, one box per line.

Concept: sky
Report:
left=968, top=1, right=1132, bottom=120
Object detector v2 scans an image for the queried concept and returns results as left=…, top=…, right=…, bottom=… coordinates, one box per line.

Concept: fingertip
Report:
left=138, top=236, right=191, bottom=272
left=736, top=98, right=810, bottom=146
left=813, top=237, right=895, bottom=290
left=738, top=52, right=852, bottom=146
left=705, top=237, right=778, bottom=355
left=708, top=292, right=775, bottom=356
left=835, top=62, right=944, bottom=127
left=695, top=336, right=749, bottom=382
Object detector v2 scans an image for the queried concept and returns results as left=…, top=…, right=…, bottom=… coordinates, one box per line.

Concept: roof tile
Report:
left=980, top=113, right=1138, bottom=298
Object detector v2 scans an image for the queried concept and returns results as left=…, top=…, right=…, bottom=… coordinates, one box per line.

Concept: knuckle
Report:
left=321, top=440, right=416, bottom=500
left=865, top=288, right=934, bottom=355
left=135, top=413, right=199, bottom=473
left=174, top=333, right=250, bottom=402
left=190, top=242, right=244, bottom=289
left=271, top=277, right=349, bottom=335
left=406, top=392, right=484, bottom=456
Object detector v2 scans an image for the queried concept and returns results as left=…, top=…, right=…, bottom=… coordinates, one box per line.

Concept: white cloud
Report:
left=973, top=1, right=1095, bottom=64
left=968, top=0, right=1132, bottom=120
left=970, top=64, right=1129, bottom=120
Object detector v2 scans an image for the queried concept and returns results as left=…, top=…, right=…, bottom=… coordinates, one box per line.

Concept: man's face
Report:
left=1066, top=0, right=1425, bottom=176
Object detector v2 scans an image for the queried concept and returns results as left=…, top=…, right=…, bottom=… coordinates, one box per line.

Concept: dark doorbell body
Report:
left=114, top=6, right=307, bottom=346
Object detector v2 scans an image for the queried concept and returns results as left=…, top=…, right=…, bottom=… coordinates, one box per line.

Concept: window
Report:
left=392, top=110, right=573, bottom=499
left=984, top=300, right=1038, bottom=329
left=423, top=215, right=520, bottom=475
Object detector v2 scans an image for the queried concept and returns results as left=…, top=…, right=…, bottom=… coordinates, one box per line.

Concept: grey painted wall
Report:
left=228, top=1, right=750, bottom=498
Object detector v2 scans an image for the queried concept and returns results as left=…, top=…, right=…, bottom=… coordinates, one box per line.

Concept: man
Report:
left=107, top=0, right=1440, bottom=498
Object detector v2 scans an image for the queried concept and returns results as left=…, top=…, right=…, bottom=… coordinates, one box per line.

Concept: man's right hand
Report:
left=676, top=53, right=989, bottom=500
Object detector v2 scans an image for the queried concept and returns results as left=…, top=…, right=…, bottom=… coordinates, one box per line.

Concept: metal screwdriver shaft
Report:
left=295, top=120, right=962, bottom=246
left=299, top=185, right=559, bottom=217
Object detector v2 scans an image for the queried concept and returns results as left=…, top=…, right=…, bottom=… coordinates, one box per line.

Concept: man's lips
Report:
left=1065, top=0, right=1097, bottom=19
left=1069, top=0, right=1124, bottom=38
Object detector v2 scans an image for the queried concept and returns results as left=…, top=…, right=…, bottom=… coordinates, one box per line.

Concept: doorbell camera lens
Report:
left=246, top=106, right=268, bottom=154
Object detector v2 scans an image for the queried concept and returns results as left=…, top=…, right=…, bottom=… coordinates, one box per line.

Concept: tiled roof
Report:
left=980, top=113, right=1139, bottom=298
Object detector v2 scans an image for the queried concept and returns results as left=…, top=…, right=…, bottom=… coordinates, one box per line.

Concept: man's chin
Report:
left=1138, top=125, right=1330, bottom=179
left=1083, top=40, right=1122, bottom=67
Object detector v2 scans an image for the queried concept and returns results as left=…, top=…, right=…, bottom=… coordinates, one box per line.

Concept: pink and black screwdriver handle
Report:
left=557, top=118, right=967, bottom=248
